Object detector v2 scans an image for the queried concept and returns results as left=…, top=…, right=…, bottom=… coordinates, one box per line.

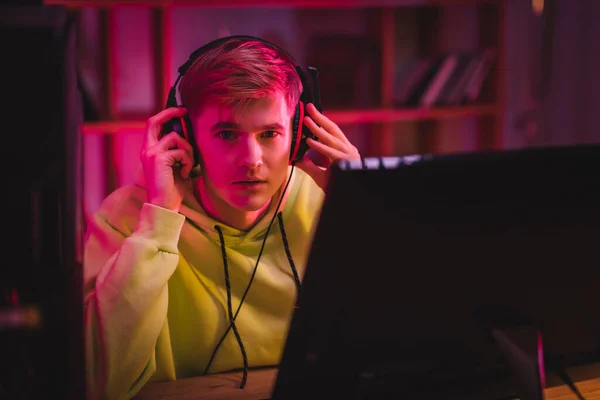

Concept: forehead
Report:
left=194, top=93, right=293, bottom=132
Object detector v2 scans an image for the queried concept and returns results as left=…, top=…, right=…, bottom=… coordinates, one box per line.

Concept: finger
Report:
left=141, top=131, right=196, bottom=178
left=295, top=157, right=329, bottom=190
left=307, top=149, right=332, bottom=169
left=305, top=103, right=346, bottom=141
left=160, top=148, right=194, bottom=179
left=306, top=137, right=348, bottom=161
left=155, top=131, right=194, bottom=154
left=295, top=157, right=324, bottom=174
left=303, top=116, right=342, bottom=149
left=145, top=107, right=188, bottom=147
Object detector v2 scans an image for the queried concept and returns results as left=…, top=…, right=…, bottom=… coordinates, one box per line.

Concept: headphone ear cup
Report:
left=180, top=114, right=203, bottom=177
left=289, top=102, right=301, bottom=163
left=289, top=101, right=308, bottom=164
left=179, top=114, right=192, bottom=140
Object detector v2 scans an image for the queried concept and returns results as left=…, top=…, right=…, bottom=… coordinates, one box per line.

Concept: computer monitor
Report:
left=272, top=144, right=600, bottom=400
left=0, top=5, right=85, bottom=400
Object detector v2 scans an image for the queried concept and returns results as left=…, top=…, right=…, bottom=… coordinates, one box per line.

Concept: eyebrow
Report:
left=210, top=121, right=285, bottom=132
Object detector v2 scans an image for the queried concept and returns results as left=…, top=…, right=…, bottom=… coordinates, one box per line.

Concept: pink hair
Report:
left=179, top=38, right=303, bottom=116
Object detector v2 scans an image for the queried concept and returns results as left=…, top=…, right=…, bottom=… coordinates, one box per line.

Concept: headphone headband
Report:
left=167, top=35, right=308, bottom=109
left=179, top=35, right=299, bottom=76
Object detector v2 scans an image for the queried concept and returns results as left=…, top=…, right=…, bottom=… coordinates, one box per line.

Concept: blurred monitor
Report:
left=0, top=5, right=85, bottom=400
left=273, top=144, right=600, bottom=399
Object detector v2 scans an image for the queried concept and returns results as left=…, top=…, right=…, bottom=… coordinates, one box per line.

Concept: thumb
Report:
left=295, top=157, right=329, bottom=191
left=295, top=156, right=319, bottom=175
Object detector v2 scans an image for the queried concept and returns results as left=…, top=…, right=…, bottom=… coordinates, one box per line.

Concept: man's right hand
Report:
left=141, top=107, right=195, bottom=213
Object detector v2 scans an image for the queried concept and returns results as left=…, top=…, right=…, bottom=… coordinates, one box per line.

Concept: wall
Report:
left=79, top=1, right=547, bottom=215
left=537, top=0, right=600, bottom=147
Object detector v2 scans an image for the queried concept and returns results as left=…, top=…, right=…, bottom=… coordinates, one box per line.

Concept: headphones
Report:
left=160, top=35, right=322, bottom=177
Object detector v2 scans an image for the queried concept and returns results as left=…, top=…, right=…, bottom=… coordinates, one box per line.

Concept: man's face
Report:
left=191, top=93, right=293, bottom=212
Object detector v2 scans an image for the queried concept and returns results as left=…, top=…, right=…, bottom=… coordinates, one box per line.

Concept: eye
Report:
left=261, top=130, right=279, bottom=139
left=217, top=130, right=237, bottom=141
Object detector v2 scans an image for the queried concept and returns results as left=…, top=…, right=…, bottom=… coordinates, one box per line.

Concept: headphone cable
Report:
left=553, top=365, right=587, bottom=400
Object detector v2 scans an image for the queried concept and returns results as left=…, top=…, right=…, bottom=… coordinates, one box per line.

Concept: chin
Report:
left=228, top=195, right=272, bottom=212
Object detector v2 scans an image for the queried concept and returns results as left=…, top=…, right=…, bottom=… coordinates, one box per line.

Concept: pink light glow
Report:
left=537, top=330, right=546, bottom=389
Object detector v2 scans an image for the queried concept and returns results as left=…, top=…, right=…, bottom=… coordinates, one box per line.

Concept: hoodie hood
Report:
left=134, top=165, right=300, bottom=248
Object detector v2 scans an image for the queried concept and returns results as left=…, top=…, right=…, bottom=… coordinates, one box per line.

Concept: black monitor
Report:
left=0, top=5, right=85, bottom=400
left=272, top=144, right=600, bottom=400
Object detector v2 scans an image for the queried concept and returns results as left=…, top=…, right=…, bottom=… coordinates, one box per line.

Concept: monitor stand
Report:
left=490, top=326, right=546, bottom=400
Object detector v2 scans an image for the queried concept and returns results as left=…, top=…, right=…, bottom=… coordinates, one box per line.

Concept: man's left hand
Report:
left=296, top=103, right=361, bottom=191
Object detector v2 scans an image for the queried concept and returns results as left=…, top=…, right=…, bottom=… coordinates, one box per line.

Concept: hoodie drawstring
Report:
left=211, top=225, right=249, bottom=388
left=277, top=212, right=301, bottom=292
left=203, top=212, right=301, bottom=388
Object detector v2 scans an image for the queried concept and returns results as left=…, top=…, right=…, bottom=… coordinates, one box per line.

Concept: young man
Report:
left=83, top=36, right=360, bottom=400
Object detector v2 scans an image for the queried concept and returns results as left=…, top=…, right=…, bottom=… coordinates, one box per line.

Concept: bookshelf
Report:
left=50, top=0, right=505, bottom=157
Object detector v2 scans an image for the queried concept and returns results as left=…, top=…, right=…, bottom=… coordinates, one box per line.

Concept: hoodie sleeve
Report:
left=83, top=200, right=185, bottom=400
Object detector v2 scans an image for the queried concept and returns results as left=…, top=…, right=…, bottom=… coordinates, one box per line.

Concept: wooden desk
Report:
left=135, top=368, right=276, bottom=400
left=135, top=364, right=600, bottom=400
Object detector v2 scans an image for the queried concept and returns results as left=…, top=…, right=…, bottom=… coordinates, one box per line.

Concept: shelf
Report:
left=45, top=0, right=499, bottom=8
left=82, top=104, right=499, bottom=134
left=68, top=0, right=505, bottom=153
left=326, top=104, right=498, bottom=124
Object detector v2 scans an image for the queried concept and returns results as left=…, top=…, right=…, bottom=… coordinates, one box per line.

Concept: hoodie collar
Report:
left=134, top=166, right=298, bottom=247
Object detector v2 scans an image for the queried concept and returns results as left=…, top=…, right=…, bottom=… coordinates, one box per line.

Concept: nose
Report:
left=237, top=135, right=263, bottom=170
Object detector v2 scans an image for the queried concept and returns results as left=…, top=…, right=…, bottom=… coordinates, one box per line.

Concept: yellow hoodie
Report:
left=83, top=167, right=324, bottom=400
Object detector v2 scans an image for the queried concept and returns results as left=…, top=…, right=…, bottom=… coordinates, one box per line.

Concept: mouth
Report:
left=233, top=179, right=267, bottom=184
left=232, top=180, right=268, bottom=189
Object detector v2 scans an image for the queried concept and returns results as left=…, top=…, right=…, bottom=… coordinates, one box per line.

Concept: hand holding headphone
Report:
left=140, top=106, right=196, bottom=213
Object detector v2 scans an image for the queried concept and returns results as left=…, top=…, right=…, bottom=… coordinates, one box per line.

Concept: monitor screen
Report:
left=273, top=144, right=600, bottom=400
